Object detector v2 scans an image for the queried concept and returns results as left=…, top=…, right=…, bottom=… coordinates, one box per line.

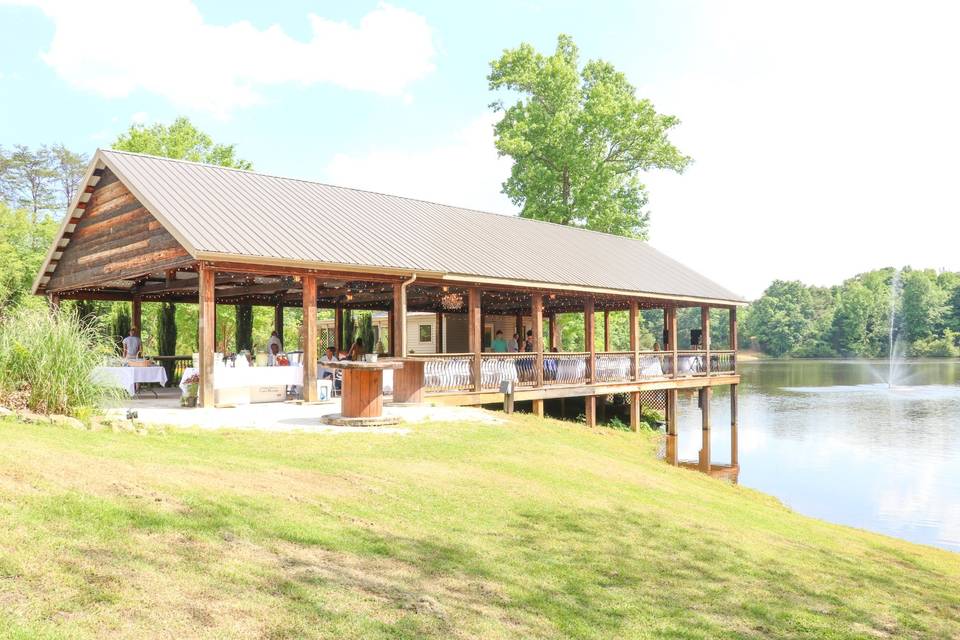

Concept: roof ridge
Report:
left=100, top=148, right=663, bottom=247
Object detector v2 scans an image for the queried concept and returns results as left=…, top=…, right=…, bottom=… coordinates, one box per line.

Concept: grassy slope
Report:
left=0, top=415, right=958, bottom=640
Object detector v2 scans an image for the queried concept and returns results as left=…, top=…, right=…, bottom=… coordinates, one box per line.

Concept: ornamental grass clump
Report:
left=0, top=307, right=121, bottom=415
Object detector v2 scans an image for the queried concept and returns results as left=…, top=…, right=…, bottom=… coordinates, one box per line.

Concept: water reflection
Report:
left=675, top=359, right=960, bottom=552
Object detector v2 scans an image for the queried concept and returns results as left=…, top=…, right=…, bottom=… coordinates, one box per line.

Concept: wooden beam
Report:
left=629, top=300, right=639, bottom=381
left=549, top=312, right=558, bottom=351
left=603, top=310, right=611, bottom=352
left=699, top=387, right=712, bottom=473
left=584, top=299, right=595, bottom=383
left=666, top=389, right=678, bottom=465
left=702, top=305, right=711, bottom=376
left=131, top=295, right=142, bottom=336
left=198, top=265, right=216, bottom=408
left=334, top=303, right=342, bottom=352
left=274, top=302, right=284, bottom=347
left=392, top=282, right=407, bottom=356
left=302, top=275, right=318, bottom=402
left=436, top=312, right=444, bottom=353
left=731, top=383, right=739, bottom=467
left=468, top=286, right=482, bottom=391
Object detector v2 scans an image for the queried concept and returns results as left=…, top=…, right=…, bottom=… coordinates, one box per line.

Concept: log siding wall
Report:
left=46, top=169, right=191, bottom=291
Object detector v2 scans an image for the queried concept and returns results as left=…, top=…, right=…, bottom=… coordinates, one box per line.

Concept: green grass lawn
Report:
left=1, top=414, right=958, bottom=640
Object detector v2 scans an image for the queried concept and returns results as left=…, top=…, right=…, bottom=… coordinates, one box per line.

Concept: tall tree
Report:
left=50, top=144, right=89, bottom=208
left=7, top=145, right=57, bottom=223
left=113, top=117, right=252, bottom=169
left=488, top=34, right=690, bottom=239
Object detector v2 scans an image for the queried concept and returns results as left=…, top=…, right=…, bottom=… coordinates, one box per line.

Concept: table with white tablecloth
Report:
left=179, top=365, right=334, bottom=403
left=92, top=366, right=168, bottom=396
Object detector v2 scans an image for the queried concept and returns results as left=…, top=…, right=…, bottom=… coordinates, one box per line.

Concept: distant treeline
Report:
left=741, top=268, right=960, bottom=358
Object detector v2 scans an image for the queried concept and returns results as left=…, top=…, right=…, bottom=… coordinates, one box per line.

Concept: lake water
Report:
left=674, top=359, right=960, bottom=552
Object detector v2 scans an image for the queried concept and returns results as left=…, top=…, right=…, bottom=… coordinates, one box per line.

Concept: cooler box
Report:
left=250, top=385, right=286, bottom=403
left=214, top=387, right=250, bottom=406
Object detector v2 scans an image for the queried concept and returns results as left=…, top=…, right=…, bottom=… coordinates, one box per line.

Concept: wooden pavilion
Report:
left=33, top=150, right=746, bottom=474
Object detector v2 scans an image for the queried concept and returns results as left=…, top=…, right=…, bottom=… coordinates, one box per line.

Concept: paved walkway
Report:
left=110, top=389, right=503, bottom=434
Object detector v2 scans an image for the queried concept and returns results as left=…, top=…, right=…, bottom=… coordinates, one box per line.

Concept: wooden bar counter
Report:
left=320, top=359, right=405, bottom=426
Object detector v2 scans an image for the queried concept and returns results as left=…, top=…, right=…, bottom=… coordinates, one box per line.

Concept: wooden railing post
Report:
left=198, top=264, right=215, bottom=408
left=302, top=275, right=318, bottom=402
left=468, top=287, right=482, bottom=391
left=702, top=305, right=711, bottom=376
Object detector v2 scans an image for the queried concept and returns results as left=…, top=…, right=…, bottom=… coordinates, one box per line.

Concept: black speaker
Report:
left=690, top=329, right=702, bottom=347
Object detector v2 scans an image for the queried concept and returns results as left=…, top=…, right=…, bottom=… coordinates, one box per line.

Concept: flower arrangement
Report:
left=181, top=373, right=200, bottom=407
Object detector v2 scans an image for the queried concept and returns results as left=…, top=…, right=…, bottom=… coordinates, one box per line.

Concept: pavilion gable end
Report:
left=45, top=168, right=193, bottom=292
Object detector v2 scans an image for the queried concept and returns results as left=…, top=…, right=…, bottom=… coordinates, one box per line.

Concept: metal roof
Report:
left=60, top=149, right=745, bottom=303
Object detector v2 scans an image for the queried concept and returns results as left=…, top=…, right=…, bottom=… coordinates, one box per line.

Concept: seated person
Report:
left=348, top=337, right=366, bottom=361
left=509, top=333, right=520, bottom=352
left=320, top=347, right=341, bottom=390
left=122, top=329, right=141, bottom=359
left=268, top=342, right=282, bottom=365
left=266, top=331, right=282, bottom=357
left=524, top=329, right=535, bottom=352
left=491, top=330, right=508, bottom=353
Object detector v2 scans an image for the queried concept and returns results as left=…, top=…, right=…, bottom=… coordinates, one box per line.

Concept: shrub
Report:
left=0, top=307, right=122, bottom=415
left=910, top=330, right=960, bottom=357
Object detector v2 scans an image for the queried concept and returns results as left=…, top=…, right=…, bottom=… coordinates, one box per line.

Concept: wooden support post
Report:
left=334, top=303, right=342, bottom=353
left=198, top=265, right=215, bottom=408
left=131, top=295, right=142, bottom=336
left=549, top=312, right=558, bottom=351
left=49, top=293, right=60, bottom=311
left=630, top=391, right=641, bottom=432
left=629, top=300, right=639, bottom=381
left=274, top=302, right=284, bottom=347
left=730, top=307, right=738, bottom=372
left=666, top=388, right=678, bottom=465
left=584, top=299, right=595, bottom=382
left=515, top=313, right=523, bottom=340
left=302, top=275, right=318, bottom=402
left=702, top=305, right=711, bottom=376
left=436, top=312, right=443, bottom=353
left=731, top=383, right=739, bottom=467
left=585, top=395, right=596, bottom=428
left=393, top=281, right=407, bottom=357
left=603, top=310, right=611, bottom=352
left=387, top=308, right=395, bottom=355
left=532, top=293, right=544, bottom=387
left=669, top=306, right=679, bottom=379
left=468, top=287, right=482, bottom=392
left=699, top=387, right=711, bottom=472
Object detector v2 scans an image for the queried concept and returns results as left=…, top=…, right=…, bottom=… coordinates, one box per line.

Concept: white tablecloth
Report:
left=93, top=366, right=168, bottom=396
left=179, top=366, right=305, bottom=394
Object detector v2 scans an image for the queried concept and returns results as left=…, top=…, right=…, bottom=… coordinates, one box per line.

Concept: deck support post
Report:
left=131, top=295, right=142, bottom=338
left=665, top=389, right=678, bottom=465
left=198, top=264, right=215, bottom=408
left=699, top=387, right=711, bottom=472
left=469, top=287, right=482, bottom=392
left=702, top=306, right=711, bottom=376
left=731, top=383, right=739, bottom=467
left=48, top=293, right=60, bottom=311
left=302, top=275, right=318, bottom=402
left=334, top=303, right=342, bottom=353
left=392, top=282, right=407, bottom=357
left=630, top=391, right=641, bottom=432
left=273, top=302, right=284, bottom=348
left=584, top=298, right=596, bottom=428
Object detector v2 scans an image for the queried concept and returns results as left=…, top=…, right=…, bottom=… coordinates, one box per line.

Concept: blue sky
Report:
left=2, top=1, right=959, bottom=298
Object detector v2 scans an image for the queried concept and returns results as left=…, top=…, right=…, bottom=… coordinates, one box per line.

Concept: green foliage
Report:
left=0, top=307, right=122, bottom=414
left=0, top=203, right=57, bottom=311
left=235, top=304, right=253, bottom=352
left=358, top=312, right=376, bottom=353
left=488, top=34, right=689, bottom=239
left=112, top=116, right=252, bottom=169
left=746, top=267, right=960, bottom=358
left=110, top=305, right=131, bottom=355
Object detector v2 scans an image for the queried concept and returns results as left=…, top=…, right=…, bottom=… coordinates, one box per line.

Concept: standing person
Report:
left=122, top=329, right=141, bottom=359
left=491, top=330, right=508, bottom=353
left=509, top=333, right=520, bottom=352
left=524, top=329, right=535, bottom=353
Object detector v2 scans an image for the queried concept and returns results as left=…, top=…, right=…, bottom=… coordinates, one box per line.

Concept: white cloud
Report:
left=638, top=1, right=960, bottom=298
left=10, top=0, right=435, bottom=117
left=130, top=111, right=149, bottom=124
left=324, top=113, right=515, bottom=214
